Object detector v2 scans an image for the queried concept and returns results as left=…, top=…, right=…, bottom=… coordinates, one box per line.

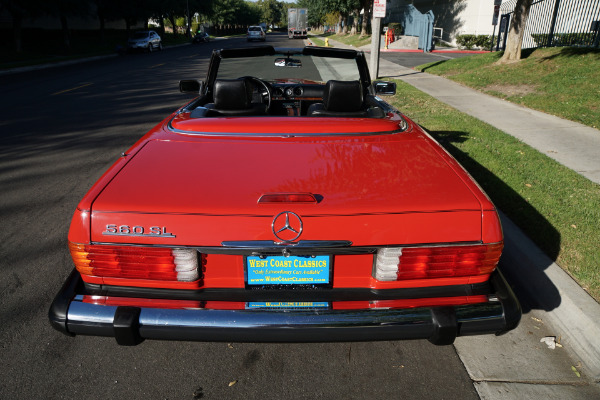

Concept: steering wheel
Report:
left=241, top=76, right=271, bottom=111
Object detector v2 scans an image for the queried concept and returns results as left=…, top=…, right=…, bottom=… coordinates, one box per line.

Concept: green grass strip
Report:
left=307, top=34, right=326, bottom=47
left=308, top=32, right=371, bottom=49
left=328, top=33, right=372, bottom=48
left=416, top=47, right=600, bottom=129
left=388, top=80, right=600, bottom=301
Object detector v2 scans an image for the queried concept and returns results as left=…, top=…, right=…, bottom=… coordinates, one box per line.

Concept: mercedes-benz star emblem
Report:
left=272, top=211, right=303, bottom=243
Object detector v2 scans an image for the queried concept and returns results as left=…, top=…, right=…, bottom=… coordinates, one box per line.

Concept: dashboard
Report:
left=269, top=83, right=324, bottom=116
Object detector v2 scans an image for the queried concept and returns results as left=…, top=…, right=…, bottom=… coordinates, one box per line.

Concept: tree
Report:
left=0, top=0, right=37, bottom=52
left=324, top=12, right=339, bottom=29
left=44, top=0, right=93, bottom=51
left=359, top=0, right=371, bottom=37
left=298, top=0, right=328, bottom=29
left=211, top=0, right=241, bottom=25
left=498, top=0, right=534, bottom=63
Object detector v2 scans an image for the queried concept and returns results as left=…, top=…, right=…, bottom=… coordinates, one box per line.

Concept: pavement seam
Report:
left=470, top=379, right=590, bottom=386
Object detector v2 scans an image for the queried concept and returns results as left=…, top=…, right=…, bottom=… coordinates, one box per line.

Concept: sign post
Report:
left=490, top=0, right=502, bottom=51
left=370, top=0, right=386, bottom=81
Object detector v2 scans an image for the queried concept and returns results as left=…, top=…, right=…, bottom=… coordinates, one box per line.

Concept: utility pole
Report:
left=370, top=0, right=386, bottom=81
left=369, top=18, right=381, bottom=81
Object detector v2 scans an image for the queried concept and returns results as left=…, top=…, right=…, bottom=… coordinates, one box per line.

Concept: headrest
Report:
left=323, top=80, right=364, bottom=112
left=213, top=79, right=253, bottom=110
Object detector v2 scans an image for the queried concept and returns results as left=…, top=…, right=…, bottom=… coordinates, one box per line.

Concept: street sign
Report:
left=374, top=0, right=386, bottom=18
left=492, top=0, right=502, bottom=25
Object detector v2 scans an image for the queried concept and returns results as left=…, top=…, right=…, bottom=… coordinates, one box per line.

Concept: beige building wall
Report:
left=457, top=0, right=496, bottom=35
left=402, top=0, right=499, bottom=43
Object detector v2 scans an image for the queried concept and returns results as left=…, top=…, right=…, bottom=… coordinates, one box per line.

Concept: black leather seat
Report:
left=204, top=79, right=267, bottom=116
left=307, top=80, right=369, bottom=117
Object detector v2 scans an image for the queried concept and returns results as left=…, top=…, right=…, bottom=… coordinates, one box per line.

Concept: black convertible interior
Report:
left=190, top=77, right=388, bottom=118
left=182, top=46, right=396, bottom=118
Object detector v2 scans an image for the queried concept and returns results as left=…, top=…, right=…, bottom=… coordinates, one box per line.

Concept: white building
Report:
left=388, top=0, right=500, bottom=44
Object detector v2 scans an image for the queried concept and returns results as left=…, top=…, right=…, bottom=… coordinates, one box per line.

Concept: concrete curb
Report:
left=498, top=212, right=600, bottom=382
left=307, top=35, right=488, bottom=54
left=379, top=48, right=490, bottom=54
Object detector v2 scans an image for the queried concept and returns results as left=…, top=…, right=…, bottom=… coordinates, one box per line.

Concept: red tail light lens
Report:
left=69, top=242, right=199, bottom=282
left=374, top=243, right=503, bottom=281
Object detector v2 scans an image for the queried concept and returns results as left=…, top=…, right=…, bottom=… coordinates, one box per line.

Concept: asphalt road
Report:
left=0, top=32, right=478, bottom=399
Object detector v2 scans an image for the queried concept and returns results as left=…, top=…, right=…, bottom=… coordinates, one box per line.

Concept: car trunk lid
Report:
left=90, top=135, right=484, bottom=245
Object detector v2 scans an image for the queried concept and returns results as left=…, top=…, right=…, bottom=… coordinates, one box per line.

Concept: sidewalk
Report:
left=347, top=38, right=600, bottom=185
left=376, top=60, right=600, bottom=186
left=312, top=37, right=600, bottom=399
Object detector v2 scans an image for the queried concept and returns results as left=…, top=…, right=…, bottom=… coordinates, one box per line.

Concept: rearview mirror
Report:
left=373, top=81, right=396, bottom=96
left=274, top=58, right=302, bottom=67
left=179, top=80, right=203, bottom=94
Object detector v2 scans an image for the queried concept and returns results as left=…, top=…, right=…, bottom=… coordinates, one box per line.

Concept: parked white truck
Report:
left=288, top=8, right=308, bottom=39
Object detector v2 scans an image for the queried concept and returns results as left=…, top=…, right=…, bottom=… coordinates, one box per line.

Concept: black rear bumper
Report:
left=49, top=269, right=520, bottom=346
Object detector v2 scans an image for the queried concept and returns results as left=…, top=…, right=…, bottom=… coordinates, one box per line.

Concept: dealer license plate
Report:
left=246, top=302, right=329, bottom=309
left=246, top=255, right=330, bottom=285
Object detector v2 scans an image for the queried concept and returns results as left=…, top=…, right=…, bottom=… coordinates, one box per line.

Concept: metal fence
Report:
left=497, top=0, right=600, bottom=50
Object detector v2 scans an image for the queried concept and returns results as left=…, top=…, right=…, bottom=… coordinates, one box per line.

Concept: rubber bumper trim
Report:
left=48, top=269, right=81, bottom=336
left=48, top=269, right=521, bottom=346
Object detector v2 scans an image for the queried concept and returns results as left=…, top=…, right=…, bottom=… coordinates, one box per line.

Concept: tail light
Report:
left=374, top=243, right=503, bottom=281
left=69, top=242, right=199, bottom=282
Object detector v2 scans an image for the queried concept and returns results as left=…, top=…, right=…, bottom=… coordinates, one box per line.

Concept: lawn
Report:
left=388, top=80, right=600, bottom=302
left=307, top=34, right=326, bottom=47
left=308, top=31, right=371, bottom=48
left=415, top=47, right=600, bottom=129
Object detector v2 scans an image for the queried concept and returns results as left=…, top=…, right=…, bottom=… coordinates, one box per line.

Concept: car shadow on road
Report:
left=428, top=129, right=562, bottom=313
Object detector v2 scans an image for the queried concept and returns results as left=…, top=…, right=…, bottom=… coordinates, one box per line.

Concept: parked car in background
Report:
left=247, top=26, right=266, bottom=42
left=127, top=30, right=162, bottom=53
left=193, top=32, right=210, bottom=44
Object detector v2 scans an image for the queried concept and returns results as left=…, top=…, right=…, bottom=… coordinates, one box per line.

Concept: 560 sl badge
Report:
left=102, top=224, right=176, bottom=238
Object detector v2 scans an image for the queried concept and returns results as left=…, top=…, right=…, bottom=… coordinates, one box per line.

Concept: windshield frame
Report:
left=132, top=32, right=150, bottom=39
left=204, top=46, right=371, bottom=98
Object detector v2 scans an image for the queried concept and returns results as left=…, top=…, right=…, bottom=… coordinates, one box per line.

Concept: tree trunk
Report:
left=60, top=14, right=71, bottom=51
left=159, top=15, right=165, bottom=37
left=337, top=14, right=343, bottom=34
left=360, top=2, right=371, bottom=37
left=186, top=14, right=192, bottom=38
left=13, top=14, right=23, bottom=53
left=342, top=15, right=348, bottom=34
left=98, top=10, right=106, bottom=44
left=351, top=10, right=359, bottom=35
left=169, top=15, right=177, bottom=37
left=498, top=0, right=533, bottom=63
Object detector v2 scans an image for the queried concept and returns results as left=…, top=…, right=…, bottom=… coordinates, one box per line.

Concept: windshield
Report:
left=217, top=54, right=361, bottom=84
left=248, top=27, right=262, bottom=31
left=132, top=32, right=149, bottom=39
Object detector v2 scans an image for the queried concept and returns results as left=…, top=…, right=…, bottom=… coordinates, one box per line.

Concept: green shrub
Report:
left=531, top=32, right=598, bottom=47
left=456, top=34, right=477, bottom=49
left=456, top=34, right=492, bottom=50
left=475, top=35, right=492, bottom=49
left=387, top=22, right=404, bottom=36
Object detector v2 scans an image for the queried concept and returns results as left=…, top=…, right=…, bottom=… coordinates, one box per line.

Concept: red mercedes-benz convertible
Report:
left=49, top=46, right=520, bottom=346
